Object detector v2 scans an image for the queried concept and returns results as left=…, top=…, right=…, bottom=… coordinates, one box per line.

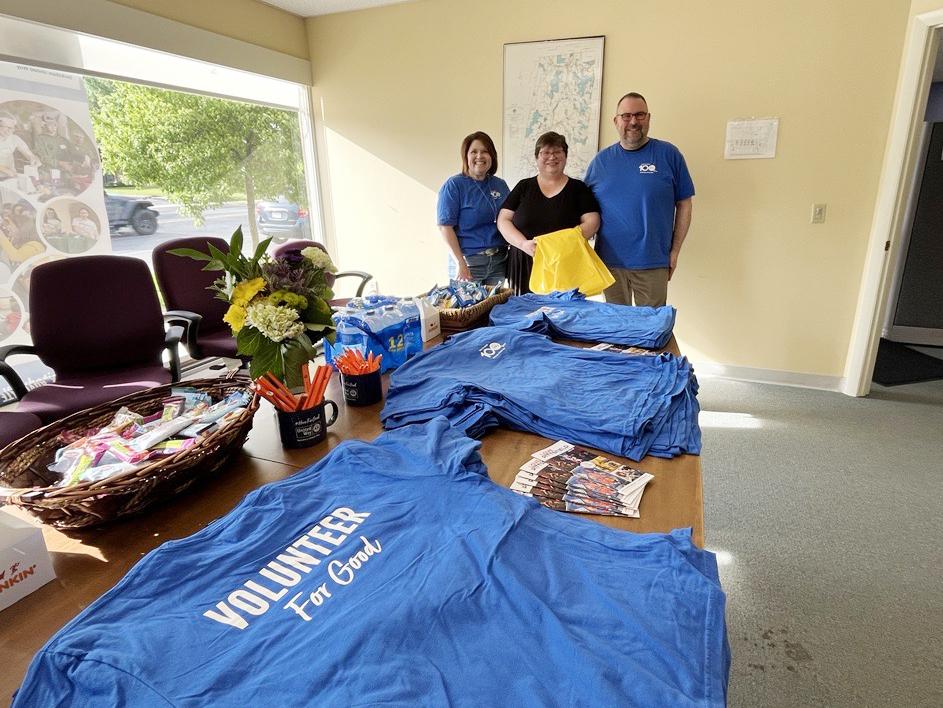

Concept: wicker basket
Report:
left=0, top=375, right=259, bottom=529
left=438, top=288, right=512, bottom=333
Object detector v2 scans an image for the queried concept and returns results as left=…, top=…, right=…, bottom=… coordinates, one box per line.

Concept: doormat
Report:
left=872, top=339, right=943, bottom=386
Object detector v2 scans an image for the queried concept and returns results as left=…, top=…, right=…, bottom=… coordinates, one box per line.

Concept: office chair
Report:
left=270, top=240, right=373, bottom=308
left=153, top=236, right=239, bottom=361
left=0, top=255, right=182, bottom=424
left=0, top=410, right=42, bottom=449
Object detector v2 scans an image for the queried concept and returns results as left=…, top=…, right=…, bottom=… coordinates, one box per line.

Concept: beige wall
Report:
left=108, top=0, right=309, bottom=59
left=0, top=0, right=309, bottom=82
left=912, top=0, right=943, bottom=14
left=308, top=0, right=914, bottom=378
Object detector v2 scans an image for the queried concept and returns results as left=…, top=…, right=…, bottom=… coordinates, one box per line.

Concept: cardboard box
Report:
left=414, top=297, right=441, bottom=342
left=0, top=511, right=56, bottom=612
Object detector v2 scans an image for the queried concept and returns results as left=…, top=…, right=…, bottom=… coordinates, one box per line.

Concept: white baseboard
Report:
left=692, top=361, right=845, bottom=393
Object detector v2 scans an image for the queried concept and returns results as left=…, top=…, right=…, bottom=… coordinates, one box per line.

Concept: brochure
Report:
left=513, top=440, right=654, bottom=518
left=588, top=343, right=658, bottom=355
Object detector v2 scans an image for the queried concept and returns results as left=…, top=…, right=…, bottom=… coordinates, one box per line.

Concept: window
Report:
left=0, top=15, right=319, bottom=401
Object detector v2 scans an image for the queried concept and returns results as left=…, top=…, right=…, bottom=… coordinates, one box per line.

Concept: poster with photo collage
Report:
left=0, top=61, right=110, bottom=346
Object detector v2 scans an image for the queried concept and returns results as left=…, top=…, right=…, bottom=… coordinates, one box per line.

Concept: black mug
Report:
left=276, top=400, right=338, bottom=448
left=341, top=370, right=383, bottom=407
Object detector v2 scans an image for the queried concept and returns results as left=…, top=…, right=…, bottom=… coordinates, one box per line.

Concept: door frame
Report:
left=881, top=121, right=941, bottom=345
left=843, top=8, right=943, bottom=396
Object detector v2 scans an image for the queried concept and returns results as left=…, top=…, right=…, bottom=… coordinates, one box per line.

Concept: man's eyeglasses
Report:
left=616, top=112, right=649, bottom=122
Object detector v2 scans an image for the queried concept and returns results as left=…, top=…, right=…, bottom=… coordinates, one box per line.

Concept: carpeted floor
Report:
left=698, top=375, right=943, bottom=707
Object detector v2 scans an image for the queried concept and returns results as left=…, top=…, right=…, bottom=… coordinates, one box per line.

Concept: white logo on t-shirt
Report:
left=480, top=342, right=506, bottom=359
left=490, top=190, right=502, bottom=199
left=639, top=163, right=657, bottom=173
left=528, top=306, right=564, bottom=319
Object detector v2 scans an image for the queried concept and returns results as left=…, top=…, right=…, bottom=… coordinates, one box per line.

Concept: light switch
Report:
left=811, top=203, right=827, bottom=224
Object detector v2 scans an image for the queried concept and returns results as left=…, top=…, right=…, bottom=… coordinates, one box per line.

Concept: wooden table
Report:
left=246, top=370, right=704, bottom=544
left=0, top=344, right=703, bottom=700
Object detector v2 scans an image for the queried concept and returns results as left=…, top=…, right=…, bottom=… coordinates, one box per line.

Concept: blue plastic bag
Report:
left=325, top=300, right=422, bottom=373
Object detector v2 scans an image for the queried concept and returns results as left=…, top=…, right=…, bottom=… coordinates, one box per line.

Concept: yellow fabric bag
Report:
left=529, top=226, right=615, bottom=296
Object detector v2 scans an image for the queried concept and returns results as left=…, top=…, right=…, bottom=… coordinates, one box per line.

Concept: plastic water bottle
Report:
left=397, top=299, right=422, bottom=361
left=333, top=308, right=369, bottom=351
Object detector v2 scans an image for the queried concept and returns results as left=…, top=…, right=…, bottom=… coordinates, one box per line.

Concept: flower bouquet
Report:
left=171, top=228, right=336, bottom=389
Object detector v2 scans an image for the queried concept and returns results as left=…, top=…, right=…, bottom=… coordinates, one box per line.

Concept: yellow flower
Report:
left=223, top=304, right=247, bottom=333
left=231, top=277, right=266, bottom=307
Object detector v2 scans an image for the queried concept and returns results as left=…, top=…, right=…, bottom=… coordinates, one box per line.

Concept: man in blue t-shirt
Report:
left=585, top=92, right=694, bottom=307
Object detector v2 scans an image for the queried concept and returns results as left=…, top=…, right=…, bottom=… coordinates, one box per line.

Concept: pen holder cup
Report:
left=276, top=399, right=338, bottom=449
left=341, top=370, right=383, bottom=407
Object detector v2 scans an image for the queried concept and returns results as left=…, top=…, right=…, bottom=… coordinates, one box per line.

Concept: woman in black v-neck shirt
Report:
left=497, top=131, right=600, bottom=295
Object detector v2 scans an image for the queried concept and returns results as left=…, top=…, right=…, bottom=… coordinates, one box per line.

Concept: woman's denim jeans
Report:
left=463, top=246, right=508, bottom=286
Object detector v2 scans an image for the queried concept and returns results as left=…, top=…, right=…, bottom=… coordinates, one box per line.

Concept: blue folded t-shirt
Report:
left=382, top=327, right=700, bottom=460
left=14, top=419, right=726, bottom=707
left=490, top=289, right=676, bottom=348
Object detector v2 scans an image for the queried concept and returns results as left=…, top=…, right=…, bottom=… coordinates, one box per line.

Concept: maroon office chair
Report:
left=153, top=236, right=239, bottom=361
left=270, top=240, right=372, bottom=308
left=0, top=410, right=43, bottom=448
left=0, top=255, right=182, bottom=424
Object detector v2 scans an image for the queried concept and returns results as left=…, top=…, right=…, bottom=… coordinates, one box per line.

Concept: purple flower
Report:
left=279, top=250, right=305, bottom=266
left=262, top=256, right=315, bottom=296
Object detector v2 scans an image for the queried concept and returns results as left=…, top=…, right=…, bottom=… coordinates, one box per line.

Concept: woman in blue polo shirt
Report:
left=436, top=131, right=510, bottom=285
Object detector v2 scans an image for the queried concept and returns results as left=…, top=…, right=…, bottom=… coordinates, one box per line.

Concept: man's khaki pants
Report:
left=603, top=267, right=669, bottom=307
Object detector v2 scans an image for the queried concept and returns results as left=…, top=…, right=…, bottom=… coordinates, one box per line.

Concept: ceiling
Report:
left=261, top=0, right=415, bottom=17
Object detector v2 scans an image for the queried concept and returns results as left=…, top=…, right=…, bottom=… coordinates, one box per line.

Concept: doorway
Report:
left=871, top=102, right=943, bottom=387
left=843, top=9, right=943, bottom=396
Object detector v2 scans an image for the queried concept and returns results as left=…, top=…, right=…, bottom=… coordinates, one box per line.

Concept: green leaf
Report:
left=304, top=323, right=334, bottom=333
left=304, top=313, right=334, bottom=329
left=168, top=247, right=213, bottom=261
left=236, top=326, right=264, bottom=356
left=253, top=237, right=273, bottom=262
left=315, top=298, right=334, bottom=319
left=297, top=334, right=317, bottom=360
left=206, top=242, right=233, bottom=270
left=230, top=226, right=243, bottom=259
left=313, top=284, right=335, bottom=301
left=201, top=259, right=225, bottom=272
left=250, top=340, right=281, bottom=381
left=248, top=357, right=266, bottom=381
left=282, top=337, right=315, bottom=389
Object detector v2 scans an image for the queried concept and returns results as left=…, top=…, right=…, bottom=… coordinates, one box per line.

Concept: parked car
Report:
left=256, top=197, right=310, bottom=243
left=104, top=192, right=159, bottom=236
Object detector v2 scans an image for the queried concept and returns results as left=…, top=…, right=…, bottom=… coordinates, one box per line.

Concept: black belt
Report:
left=476, top=247, right=506, bottom=256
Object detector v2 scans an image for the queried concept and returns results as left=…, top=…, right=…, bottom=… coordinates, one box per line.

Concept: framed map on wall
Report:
left=502, top=36, right=605, bottom=188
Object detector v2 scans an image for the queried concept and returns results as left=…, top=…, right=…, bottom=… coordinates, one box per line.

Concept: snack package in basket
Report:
left=421, top=282, right=510, bottom=332
left=0, top=377, right=260, bottom=530
left=424, top=280, right=498, bottom=309
left=46, top=388, right=252, bottom=488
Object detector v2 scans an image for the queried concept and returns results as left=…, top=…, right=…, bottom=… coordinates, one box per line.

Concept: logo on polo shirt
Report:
left=528, top=306, right=564, bottom=319
left=490, top=190, right=502, bottom=199
left=479, top=342, right=506, bottom=359
left=639, top=163, right=657, bottom=173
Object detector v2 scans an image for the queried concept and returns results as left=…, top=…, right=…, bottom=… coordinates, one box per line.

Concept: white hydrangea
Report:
left=245, top=301, right=305, bottom=342
left=301, top=246, right=338, bottom=273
